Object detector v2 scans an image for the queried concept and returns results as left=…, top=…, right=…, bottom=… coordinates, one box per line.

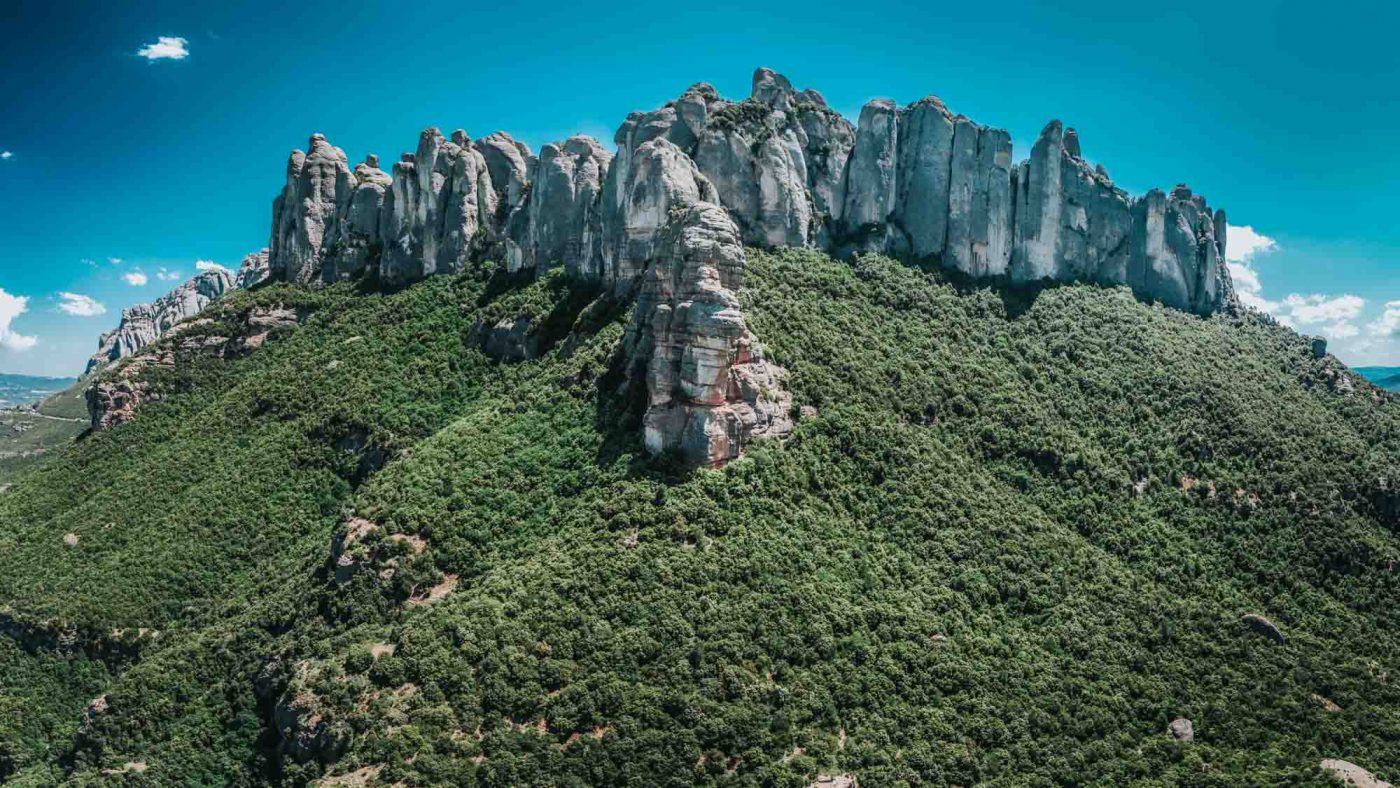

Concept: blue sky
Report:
left=0, top=0, right=1396, bottom=377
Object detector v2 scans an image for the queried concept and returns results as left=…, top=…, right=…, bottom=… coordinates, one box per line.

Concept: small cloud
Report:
left=108, top=257, right=124, bottom=265
left=195, top=260, right=229, bottom=273
left=136, top=36, right=189, bottom=61
left=0, top=289, right=37, bottom=351
left=1225, top=224, right=1278, bottom=263
left=0, top=151, right=12, bottom=161
left=57, top=292, right=106, bottom=317
left=1370, top=300, right=1400, bottom=338
left=1280, top=293, right=1365, bottom=325
left=123, top=271, right=149, bottom=286
left=156, top=268, right=180, bottom=281
left=81, top=258, right=97, bottom=267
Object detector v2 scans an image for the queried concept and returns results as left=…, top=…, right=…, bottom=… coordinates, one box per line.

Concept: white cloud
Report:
left=1370, top=301, right=1400, bottom=339
left=195, top=260, right=229, bottom=273
left=0, top=151, right=12, bottom=161
left=123, top=271, right=148, bottom=286
left=136, top=36, right=189, bottom=61
left=156, top=268, right=180, bottom=281
left=57, top=292, right=106, bottom=317
left=0, top=289, right=37, bottom=351
left=1225, top=224, right=1278, bottom=264
left=1280, top=293, right=1366, bottom=325
left=108, top=257, right=124, bottom=265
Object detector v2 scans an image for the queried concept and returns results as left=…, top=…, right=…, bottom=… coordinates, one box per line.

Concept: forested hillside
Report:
left=0, top=249, right=1395, bottom=786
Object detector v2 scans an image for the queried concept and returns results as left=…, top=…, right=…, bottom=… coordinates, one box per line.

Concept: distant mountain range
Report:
left=1356, top=366, right=1400, bottom=392
left=0, top=373, right=77, bottom=409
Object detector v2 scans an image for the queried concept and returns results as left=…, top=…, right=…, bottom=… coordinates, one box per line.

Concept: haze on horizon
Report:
left=0, top=0, right=1396, bottom=377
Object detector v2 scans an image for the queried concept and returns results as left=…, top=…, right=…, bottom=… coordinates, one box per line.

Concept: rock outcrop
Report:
left=85, top=268, right=235, bottom=374
left=235, top=249, right=271, bottom=289
left=1321, top=759, right=1392, bottom=788
left=622, top=203, right=792, bottom=466
left=243, top=67, right=1245, bottom=464
left=259, top=68, right=1236, bottom=316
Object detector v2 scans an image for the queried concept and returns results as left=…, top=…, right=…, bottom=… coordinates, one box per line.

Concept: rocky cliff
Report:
left=85, top=268, right=236, bottom=374
left=247, top=67, right=1235, bottom=464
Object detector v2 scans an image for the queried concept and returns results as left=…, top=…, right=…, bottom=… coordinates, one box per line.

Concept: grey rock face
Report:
left=269, top=134, right=352, bottom=284
left=258, top=67, right=1235, bottom=316
left=86, top=268, right=235, bottom=374
left=602, top=138, right=718, bottom=286
left=324, top=158, right=391, bottom=281
left=841, top=99, right=899, bottom=254
left=1127, top=183, right=1228, bottom=314
left=379, top=128, right=497, bottom=287
left=623, top=203, right=792, bottom=466
left=522, top=136, right=611, bottom=278
left=235, top=249, right=271, bottom=289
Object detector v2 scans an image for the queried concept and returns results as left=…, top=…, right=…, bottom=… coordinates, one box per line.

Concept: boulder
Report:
left=1168, top=717, right=1194, bottom=742
left=1241, top=613, right=1287, bottom=643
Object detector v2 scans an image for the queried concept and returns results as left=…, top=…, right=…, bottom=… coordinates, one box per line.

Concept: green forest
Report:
left=0, top=248, right=1395, bottom=785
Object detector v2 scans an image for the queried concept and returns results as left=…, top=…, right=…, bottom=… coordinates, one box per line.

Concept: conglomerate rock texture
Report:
left=85, top=268, right=236, bottom=374
left=249, top=67, right=1239, bottom=464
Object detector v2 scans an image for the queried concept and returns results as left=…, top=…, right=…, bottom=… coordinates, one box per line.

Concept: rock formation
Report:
left=235, top=249, right=271, bottom=289
left=622, top=203, right=792, bottom=466
left=258, top=67, right=1236, bottom=317
left=241, top=68, right=1247, bottom=463
left=85, top=268, right=235, bottom=374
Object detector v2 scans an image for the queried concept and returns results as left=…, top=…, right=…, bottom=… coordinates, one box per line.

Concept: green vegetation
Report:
left=0, top=249, right=1395, bottom=785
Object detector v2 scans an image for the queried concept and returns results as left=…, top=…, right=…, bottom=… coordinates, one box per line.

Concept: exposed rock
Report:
left=86, top=350, right=174, bottom=430
left=1313, top=337, right=1329, bottom=360
left=275, top=686, right=348, bottom=765
left=519, top=136, right=611, bottom=278
left=810, top=775, right=858, bottom=788
left=1241, top=613, right=1287, bottom=643
left=602, top=138, right=719, bottom=286
left=324, top=157, right=391, bottom=281
left=1168, top=717, right=1194, bottom=742
left=254, top=67, right=1236, bottom=318
left=86, top=269, right=235, bottom=374
left=471, top=317, right=539, bottom=363
left=841, top=99, right=899, bottom=254
left=379, top=128, right=497, bottom=286
left=270, top=134, right=352, bottom=283
left=235, top=249, right=272, bottom=289
left=1312, top=693, right=1344, bottom=713
left=1128, top=183, right=1229, bottom=314
left=623, top=203, right=792, bottom=466
left=1321, top=759, right=1392, bottom=787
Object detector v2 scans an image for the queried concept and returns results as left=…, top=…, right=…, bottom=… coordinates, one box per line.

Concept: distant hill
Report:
left=0, top=379, right=88, bottom=485
left=0, top=373, right=76, bottom=409
left=1357, top=366, right=1400, bottom=392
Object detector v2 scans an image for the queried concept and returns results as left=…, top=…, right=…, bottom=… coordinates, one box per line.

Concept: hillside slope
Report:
left=0, top=250, right=1396, bottom=785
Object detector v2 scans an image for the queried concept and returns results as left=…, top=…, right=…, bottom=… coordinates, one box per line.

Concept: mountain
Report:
left=0, top=374, right=76, bottom=409
left=1357, top=367, right=1400, bottom=392
left=84, top=268, right=238, bottom=375
left=1, top=69, right=1397, bottom=786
